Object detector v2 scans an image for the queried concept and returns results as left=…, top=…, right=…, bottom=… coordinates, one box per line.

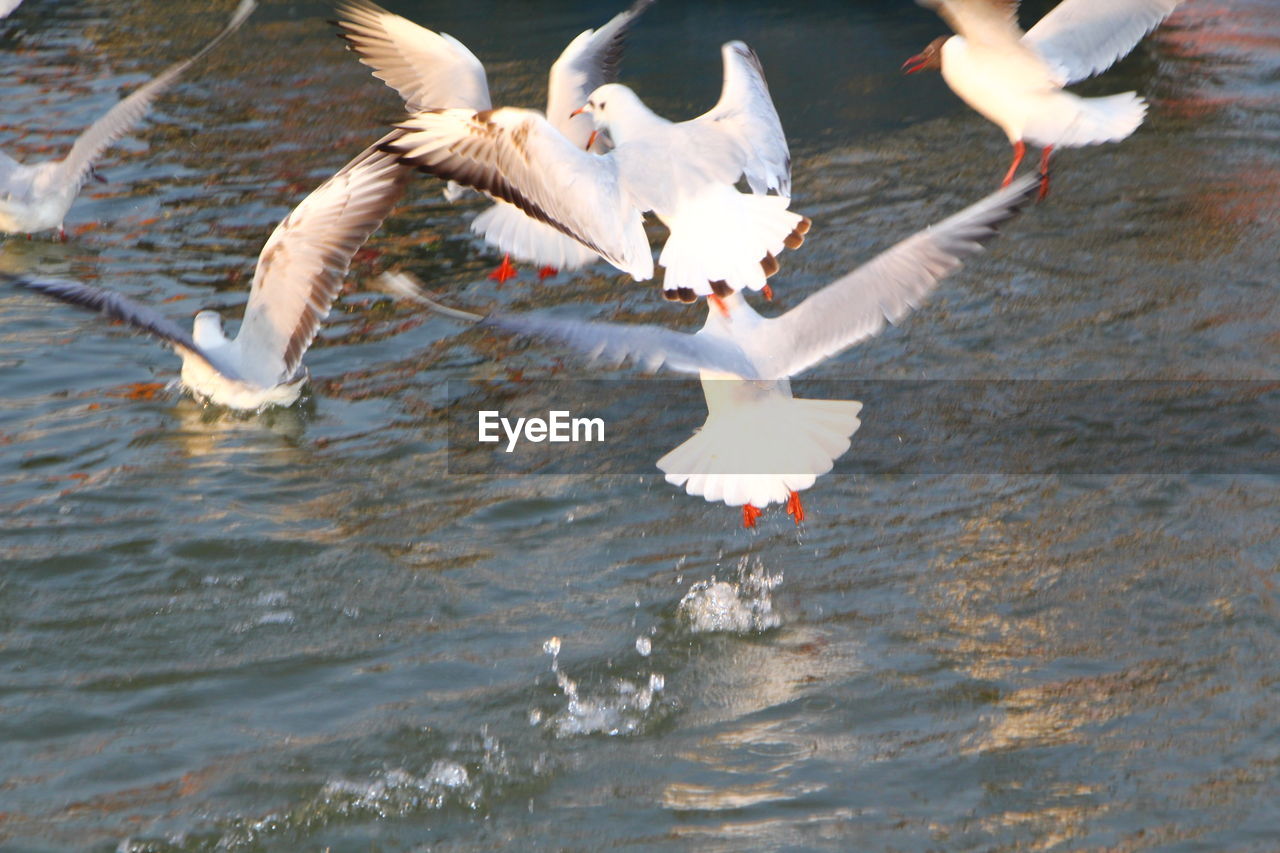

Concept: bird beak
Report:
left=569, top=105, right=588, bottom=117
left=901, top=53, right=928, bottom=74
left=585, top=130, right=598, bottom=151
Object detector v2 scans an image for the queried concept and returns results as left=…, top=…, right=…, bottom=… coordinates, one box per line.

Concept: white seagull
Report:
left=335, top=0, right=655, bottom=283
left=0, top=0, right=256, bottom=239
left=4, top=141, right=412, bottom=411
left=379, top=39, right=807, bottom=306
left=904, top=0, right=1182, bottom=198
left=386, top=175, right=1037, bottom=526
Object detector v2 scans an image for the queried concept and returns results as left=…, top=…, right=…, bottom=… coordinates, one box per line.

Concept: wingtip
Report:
left=379, top=271, right=484, bottom=323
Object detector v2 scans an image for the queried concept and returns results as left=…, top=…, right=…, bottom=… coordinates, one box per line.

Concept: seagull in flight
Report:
left=335, top=0, right=655, bottom=284
left=4, top=140, right=412, bottom=411
left=904, top=0, right=1182, bottom=199
left=0, top=0, right=256, bottom=240
left=379, top=39, right=807, bottom=308
left=386, top=175, right=1037, bottom=526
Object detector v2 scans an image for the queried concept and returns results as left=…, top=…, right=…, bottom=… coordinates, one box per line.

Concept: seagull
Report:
left=379, top=40, right=807, bottom=307
left=4, top=140, right=412, bottom=411
left=0, top=0, right=256, bottom=240
left=335, top=0, right=655, bottom=284
left=385, top=175, right=1037, bottom=526
left=904, top=0, right=1182, bottom=199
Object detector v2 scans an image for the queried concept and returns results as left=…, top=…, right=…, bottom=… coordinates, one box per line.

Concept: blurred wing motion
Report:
left=1, top=0, right=24, bottom=19
left=234, top=139, right=412, bottom=387
left=380, top=270, right=757, bottom=378
left=381, top=108, right=653, bottom=279
left=546, top=0, right=656, bottom=145
left=334, top=0, right=491, bottom=111
left=690, top=41, right=791, bottom=197
left=920, top=0, right=1024, bottom=44
left=1023, top=0, right=1182, bottom=85
left=2, top=273, right=242, bottom=380
left=757, top=174, right=1037, bottom=378
left=51, top=0, right=257, bottom=194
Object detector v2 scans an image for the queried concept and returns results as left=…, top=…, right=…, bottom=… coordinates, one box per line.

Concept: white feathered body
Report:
left=178, top=312, right=306, bottom=409
left=470, top=201, right=599, bottom=271
left=940, top=34, right=1146, bottom=148
left=657, top=297, right=861, bottom=508
left=0, top=159, right=78, bottom=235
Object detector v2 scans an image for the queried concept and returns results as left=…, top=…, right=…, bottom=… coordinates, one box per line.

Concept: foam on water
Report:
left=536, top=637, right=668, bottom=738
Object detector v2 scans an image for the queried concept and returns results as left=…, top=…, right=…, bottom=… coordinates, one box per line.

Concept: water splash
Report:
left=678, top=554, right=783, bottom=634
left=536, top=638, right=667, bottom=738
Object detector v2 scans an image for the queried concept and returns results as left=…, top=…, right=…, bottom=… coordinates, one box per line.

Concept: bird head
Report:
left=192, top=310, right=227, bottom=348
left=902, top=36, right=948, bottom=74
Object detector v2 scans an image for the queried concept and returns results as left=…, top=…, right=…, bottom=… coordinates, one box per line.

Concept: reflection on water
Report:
left=1, top=0, right=1278, bottom=850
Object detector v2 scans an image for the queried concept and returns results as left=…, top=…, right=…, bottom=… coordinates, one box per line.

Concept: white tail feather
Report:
left=471, top=201, right=600, bottom=271
left=1024, top=90, right=1147, bottom=148
left=658, top=395, right=862, bottom=508
left=658, top=185, right=804, bottom=296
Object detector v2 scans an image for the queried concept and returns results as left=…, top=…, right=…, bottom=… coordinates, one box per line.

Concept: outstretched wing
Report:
left=381, top=270, right=755, bottom=378
left=757, top=174, right=1037, bottom=379
left=687, top=41, right=790, bottom=197
left=52, top=0, right=256, bottom=194
left=334, top=0, right=491, bottom=112
left=546, top=0, right=656, bottom=148
left=3, top=273, right=242, bottom=380
left=233, top=138, right=412, bottom=386
left=381, top=107, right=653, bottom=280
left=920, top=0, right=1025, bottom=45
left=1023, top=0, right=1182, bottom=85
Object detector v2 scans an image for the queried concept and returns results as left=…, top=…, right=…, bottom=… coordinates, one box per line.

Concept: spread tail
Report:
left=471, top=201, right=600, bottom=272
left=1024, top=90, right=1146, bottom=148
left=658, top=395, right=861, bottom=508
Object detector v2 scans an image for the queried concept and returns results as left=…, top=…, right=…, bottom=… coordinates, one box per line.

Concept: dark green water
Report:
left=1, top=0, right=1278, bottom=850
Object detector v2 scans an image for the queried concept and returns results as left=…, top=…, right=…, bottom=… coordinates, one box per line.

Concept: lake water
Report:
left=1, top=0, right=1278, bottom=850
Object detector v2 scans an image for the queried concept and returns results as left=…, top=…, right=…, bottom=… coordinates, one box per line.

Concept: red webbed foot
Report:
left=488, top=254, right=518, bottom=284
left=742, top=504, right=762, bottom=529
left=785, top=490, right=805, bottom=524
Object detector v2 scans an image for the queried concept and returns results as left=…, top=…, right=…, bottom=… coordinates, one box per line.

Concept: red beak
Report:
left=902, top=54, right=928, bottom=74
left=569, top=105, right=587, bottom=118
left=585, top=129, right=598, bottom=151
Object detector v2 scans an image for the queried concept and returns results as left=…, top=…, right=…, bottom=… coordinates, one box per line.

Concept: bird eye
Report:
left=599, top=101, right=606, bottom=110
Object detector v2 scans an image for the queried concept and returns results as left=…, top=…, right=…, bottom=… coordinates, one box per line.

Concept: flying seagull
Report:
left=380, top=39, right=806, bottom=308
left=384, top=175, right=1037, bottom=526
left=335, top=0, right=655, bottom=283
left=0, top=0, right=256, bottom=239
left=904, top=0, right=1182, bottom=198
left=5, top=140, right=412, bottom=410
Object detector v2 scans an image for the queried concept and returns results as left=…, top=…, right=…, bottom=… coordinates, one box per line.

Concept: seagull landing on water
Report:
left=4, top=141, right=411, bottom=411
left=335, top=0, right=655, bottom=284
left=0, top=0, right=256, bottom=240
left=379, top=40, right=807, bottom=308
left=904, top=0, right=1183, bottom=199
left=385, top=175, right=1037, bottom=528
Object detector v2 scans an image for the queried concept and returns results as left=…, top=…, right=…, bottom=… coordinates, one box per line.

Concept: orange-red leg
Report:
left=488, top=254, right=518, bottom=284
left=762, top=284, right=773, bottom=301
left=1001, top=140, right=1026, bottom=188
left=785, top=490, right=805, bottom=524
left=537, top=266, right=558, bottom=280
left=742, top=504, right=762, bottom=528
left=1037, top=145, right=1054, bottom=201
left=708, top=293, right=730, bottom=318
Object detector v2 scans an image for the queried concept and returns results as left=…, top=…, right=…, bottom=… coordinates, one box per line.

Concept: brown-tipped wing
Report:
left=334, top=0, right=491, bottom=112
left=233, top=139, right=411, bottom=387
left=381, top=108, right=653, bottom=280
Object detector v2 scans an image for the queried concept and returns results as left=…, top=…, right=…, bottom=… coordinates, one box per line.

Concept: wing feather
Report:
left=3, top=273, right=241, bottom=380
left=922, top=0, right=1024, bottom=45
left=1023, top=0, right=1182, bottom=85
left=334, top=0, right=491, bottom=111
left=757, top=175, right=1037, bottom=378
left=53, top=0, right=255, bottom=193
left=381, top=108, right=653, bottom=280
left=688, top=41, right=791, bottom=197
left=546, top=0, right=656, bottom=147
left=233, top=138, right=412, bottom=385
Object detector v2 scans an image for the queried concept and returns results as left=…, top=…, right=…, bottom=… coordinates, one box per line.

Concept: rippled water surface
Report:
left=1, top=1, right=1278, bottom=850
